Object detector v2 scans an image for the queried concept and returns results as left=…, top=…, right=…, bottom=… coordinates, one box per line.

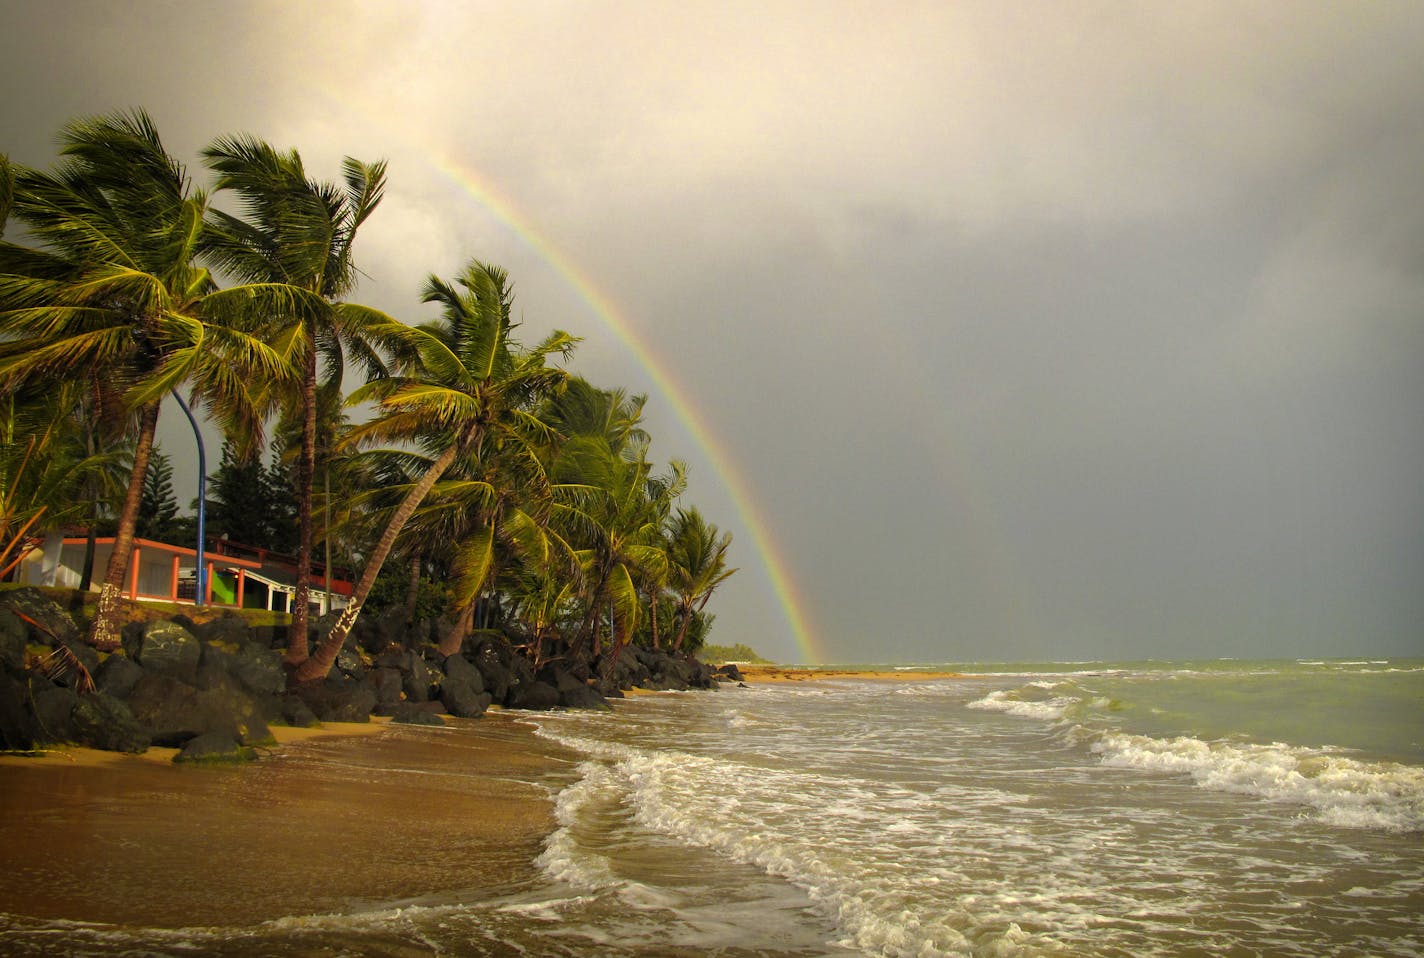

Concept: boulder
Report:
left=545, top=665, right=586, bottom=695
left=173, top=732, right=256, bottom=764
left=473, top=642, right=513, bottom=703
left=278, top=695, right=320, bottom=728
left=390, top=702, right=446, bottom=726
left=370, top=667, right=405, bottom=714
left=291, top=676, right=377, bottom=723
left=507, top=679, right=559, bottom=711
left=94, top=653, right=146, bottom=699
left=558, top=683, right=609, bottom=710
left=133, top=620, right=201, bottom=682
left=442, top=653, right=485, bottom=694
left=192, top=614, right=252, bottom=648
left=335, top=646, right=366, bottom=679
left=401, top=651, right=434, bottom=702
left=716, top=663, right=745, bottom=682
left=30, top=684, right=79, bottom=743
left=0, top=588, right=80, bottom=646
left=125, top=674, right=270, bottom=746
left=0, top=673, right=40, bottom=750
left=0, top=610, right=28, bottom=673
left=70, top=693, right=149, bottom=753
left=440, top=678, right=492, bottom=718
left=230, top=643, right=285, bottom=697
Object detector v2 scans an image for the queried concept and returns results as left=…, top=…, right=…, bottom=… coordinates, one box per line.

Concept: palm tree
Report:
left=0, top=383, right=126, bottom=579
left=667, top=506, right=736, bottom=652
left=0, top=153, right=13, bottom=235
left=201, top=137, right=395, bottom=666
left=639, top=458, right=687, bottom=650
left=293, top=260, right=576, bottom=682
left=0, top=111, right=303, bottom=649
left=553, top=429, right=676, bottom=670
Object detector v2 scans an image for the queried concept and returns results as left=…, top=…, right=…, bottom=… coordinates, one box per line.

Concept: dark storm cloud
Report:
left=4, top=1, right=1421, bottom=661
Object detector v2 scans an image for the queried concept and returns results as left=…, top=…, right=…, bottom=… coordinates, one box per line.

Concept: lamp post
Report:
left=170, top=390, right=206, bottom=606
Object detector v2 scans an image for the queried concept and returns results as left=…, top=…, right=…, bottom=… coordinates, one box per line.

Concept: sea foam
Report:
left=1090, top=732, right=1424, bottom=832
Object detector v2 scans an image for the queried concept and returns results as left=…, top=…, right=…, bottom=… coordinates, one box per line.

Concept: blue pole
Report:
left=170, top=390, right=206, bottom=606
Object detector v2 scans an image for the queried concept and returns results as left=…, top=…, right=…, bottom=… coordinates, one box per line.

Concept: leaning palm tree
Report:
left=292, top=259, right=576, bottom=682
left=667, top=506, right=736, bottom=652
left=0, top=111, right=303, bottom=649
left=201, top=137, right=395, bottom=665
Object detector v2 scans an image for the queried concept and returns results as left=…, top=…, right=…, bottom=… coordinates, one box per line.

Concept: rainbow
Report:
left=425, top=153, right=825, bottom=663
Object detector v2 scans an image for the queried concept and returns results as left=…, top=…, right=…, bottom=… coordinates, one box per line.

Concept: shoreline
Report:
left=0, top=712, right=579, bottom=929
left=736, top=665, right=965, bottom=682
left=0, top=714, right=394, bottom=769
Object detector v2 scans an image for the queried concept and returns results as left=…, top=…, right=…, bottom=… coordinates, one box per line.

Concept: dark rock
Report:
left=173, top=732, right=256, bottom=764
left=0, top=587, right=79, bottom=646
left=0, top=610, right=28, bottom=673
left=292, top=677, right=377, bottom=723
left=507, top=679, right=559, bottom=711
left=125, top=674, right=214, bottom=746
left=335, top=646, right=366, bottom=678
left=169, top=614, right=200, bottom=634
left=370, top=667, right=405, bottom=714
left=717, top=663, right=745, bottom=682
left=70, top=693, right=149, bottom=753
left=94, top=654, right=146, bottom=699
left=473, top=641, right=513, bottom=703
left=125, top=674, right=270, bottom=746
left=30, top=685, right=79, bottom=743
left=440, top=678, right=492, bottom=718
left=443, top=653, right=485, bottom=694
left=192, top=614, right=252, bottom=648
left=390, top=702, right=446, bottom=726
left=278, top=695, right=320, bottom=728
left=542, top=665, right=584, bottom=694
left=402, top=651, right=434, bottom=702
left=231, top=644, right=285, bottom=697
left=0, top=673, right=40, bottom=750
left=134, top=620, right=201, bottom=681
left=119, top=620, right=146, bottom=657
left=558, top=683, right=609, bottom=710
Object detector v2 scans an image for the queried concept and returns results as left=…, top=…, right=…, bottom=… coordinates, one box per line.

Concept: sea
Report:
left=2, top=657, right=1421, bottom=956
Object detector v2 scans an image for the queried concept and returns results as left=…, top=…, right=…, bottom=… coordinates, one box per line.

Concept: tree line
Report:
left=0, top=110, right=736, bottom=683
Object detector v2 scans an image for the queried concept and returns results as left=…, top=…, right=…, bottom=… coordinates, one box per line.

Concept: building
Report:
left=15, top=533, right=353, bottom=615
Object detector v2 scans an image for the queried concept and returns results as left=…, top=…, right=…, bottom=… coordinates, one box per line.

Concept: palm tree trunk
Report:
left=437, top=599, right=476, bottom=658
left=673, top=599, right=693, bottom=652
left=285, top=344, right=319, bottom=666
left=294, top=441, right=460, bottom=683
left=647, top=586, right=660, bottom=650
left=402, top=551, right=422, bottom=628
left=88, top=401, right=161, bottom=651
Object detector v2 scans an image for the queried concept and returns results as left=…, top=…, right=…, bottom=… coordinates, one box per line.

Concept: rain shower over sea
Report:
left=4, top=658, right=1421, bottom=956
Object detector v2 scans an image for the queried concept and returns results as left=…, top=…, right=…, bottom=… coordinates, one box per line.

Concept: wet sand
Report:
left=0, top=715, right=580, bottom=928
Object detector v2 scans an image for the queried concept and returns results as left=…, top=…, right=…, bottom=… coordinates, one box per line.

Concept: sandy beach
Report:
left=0, top=714, right=580, bottom=929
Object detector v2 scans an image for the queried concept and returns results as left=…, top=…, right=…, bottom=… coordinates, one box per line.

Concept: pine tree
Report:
left=135, top=447, right=182, bottom=544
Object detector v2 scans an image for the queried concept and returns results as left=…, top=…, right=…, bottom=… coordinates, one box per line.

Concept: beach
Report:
left=2, top=660, right=1421, bottom=956
left=0, top=714, right=579, bottom=933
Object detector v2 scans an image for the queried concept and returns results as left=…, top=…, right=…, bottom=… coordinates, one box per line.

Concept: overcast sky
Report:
left=4, top=1, right=1421, bottom=663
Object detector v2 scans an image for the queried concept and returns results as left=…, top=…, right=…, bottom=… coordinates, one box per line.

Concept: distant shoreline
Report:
left=736, top=665, right=965, bottom=682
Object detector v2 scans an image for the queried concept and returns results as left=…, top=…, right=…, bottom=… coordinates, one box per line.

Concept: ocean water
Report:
left=3, top=658, right=1421, bottom=956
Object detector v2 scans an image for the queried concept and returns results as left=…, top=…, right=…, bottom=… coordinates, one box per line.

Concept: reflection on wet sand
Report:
left=0, top=715, right=580, bottom=928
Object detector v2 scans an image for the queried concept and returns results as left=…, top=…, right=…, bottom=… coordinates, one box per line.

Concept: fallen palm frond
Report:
left=35, top=644, right=95, bottom=695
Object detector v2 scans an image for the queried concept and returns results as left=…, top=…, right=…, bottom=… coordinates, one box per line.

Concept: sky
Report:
left=3, top=1, right=1421, bottom=663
